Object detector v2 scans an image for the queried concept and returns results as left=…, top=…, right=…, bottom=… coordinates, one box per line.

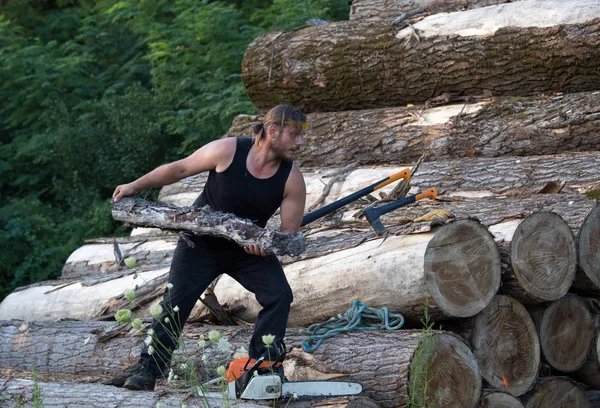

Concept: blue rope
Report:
left=300, top=300, right=405, bottom=352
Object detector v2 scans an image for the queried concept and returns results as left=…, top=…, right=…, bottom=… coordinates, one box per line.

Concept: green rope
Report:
left=300, top=300, right=405, bottom=352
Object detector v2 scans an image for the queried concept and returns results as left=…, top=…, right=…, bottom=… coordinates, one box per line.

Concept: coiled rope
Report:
left=300, top=300, right=405, bottom=352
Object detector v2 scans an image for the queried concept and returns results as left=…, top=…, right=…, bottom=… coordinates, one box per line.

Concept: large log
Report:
left=471, top=295, right=540, bottom=397
left=576, top=315, right=600, bottom=389
left=481, top=389, right=524, bottom=408
left=0, top=321, right=481, bottom=408
left=537, top=295, right=594, bottom=372
left=350, top=0, right=517, bottom=21
left=241, top=1, right=600, bottom=113
left=498, top=211, right=577, bottom=303
left=521, top=377, right=590, bottom=408
left=572, top=203, right=600, bottom=293
left=226, top=92, right=600, bottom=168
left=111, top=198, right=305, bottom=257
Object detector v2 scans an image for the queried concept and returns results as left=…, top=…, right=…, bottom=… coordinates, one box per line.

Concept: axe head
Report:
left=364, top=207, right=386, bottom=234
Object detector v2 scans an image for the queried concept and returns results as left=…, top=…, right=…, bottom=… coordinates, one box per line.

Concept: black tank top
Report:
left=193, top=137, right=293, bottom=228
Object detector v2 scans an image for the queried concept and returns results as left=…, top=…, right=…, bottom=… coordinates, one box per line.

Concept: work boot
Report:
left=123, top=362, right=158, bottom=391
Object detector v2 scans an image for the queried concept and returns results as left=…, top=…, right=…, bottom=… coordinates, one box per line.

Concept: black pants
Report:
left=140, top=235, right=293, bottom=375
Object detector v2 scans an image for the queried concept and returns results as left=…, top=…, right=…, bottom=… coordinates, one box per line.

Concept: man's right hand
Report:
left=112, top=183, right=138, bottom=202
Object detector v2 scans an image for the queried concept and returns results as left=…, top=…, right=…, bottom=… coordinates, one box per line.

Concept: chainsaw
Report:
left=199, top=354, right=362, bottom=400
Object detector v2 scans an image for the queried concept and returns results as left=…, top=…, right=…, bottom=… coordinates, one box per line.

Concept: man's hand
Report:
left=244, top=244, right=268, bottom=257
left=112, top=183, right=139, bottom=202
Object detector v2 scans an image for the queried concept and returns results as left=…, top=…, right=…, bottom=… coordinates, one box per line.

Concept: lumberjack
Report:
left=111, top=104, right=307, bottom=391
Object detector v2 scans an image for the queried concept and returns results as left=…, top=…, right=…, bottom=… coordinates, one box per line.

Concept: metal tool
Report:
left=200, top=375, right=362, bottom=400
left=364, top=187, right=438, bottom=234
left=301, top=168, right=411, bottom=226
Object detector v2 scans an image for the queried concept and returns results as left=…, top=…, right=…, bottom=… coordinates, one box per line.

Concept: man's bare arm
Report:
left=280, top=166, right=307, bottom=233
left=112, top=138, right=236, bottom=201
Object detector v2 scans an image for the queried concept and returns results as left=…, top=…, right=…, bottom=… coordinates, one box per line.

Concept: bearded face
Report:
left=270, top=123, right=305, bottom=160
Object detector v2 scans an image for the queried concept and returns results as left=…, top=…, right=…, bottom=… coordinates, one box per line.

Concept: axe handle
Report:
left=372, top=187, right=438, bottom=215
left=301, top=168, right=411, bottom=226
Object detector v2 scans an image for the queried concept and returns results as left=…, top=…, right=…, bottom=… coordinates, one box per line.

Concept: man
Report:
left=112, top=104, right=307, bottom=390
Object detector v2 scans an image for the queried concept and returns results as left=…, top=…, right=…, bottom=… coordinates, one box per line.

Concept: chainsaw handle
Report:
left=416, top=187, right=437, bottom=201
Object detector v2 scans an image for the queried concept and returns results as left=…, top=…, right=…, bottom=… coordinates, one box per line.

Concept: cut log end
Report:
left=524, top=378, right=590, bottom=408
left=510, top=211, right=577, bottom=301
left=482, top=390, right=524, bottom=408
left=579, top=202, right=600, bottom=289
left=472, top=295, right=540, bottom=397
left=540, top=294, right=594, bottom=372
left=424, top=219, right=501, bottom=317
left=408, top=333, right=481, bottom=408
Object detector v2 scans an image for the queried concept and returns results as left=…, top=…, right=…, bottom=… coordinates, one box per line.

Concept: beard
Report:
left=272, top=143, right=298, bottom=161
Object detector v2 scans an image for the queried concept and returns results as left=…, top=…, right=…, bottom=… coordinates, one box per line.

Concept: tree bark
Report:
left=226, top=92, right=600, bottom=168
left=521, top=377, right=590, bottom=408
left=0, top=321, right=481, bottom=408
left=481, top=389, right=524, bottom=407
left=537, top=295, right=594, bottom=372
left=471, top=295, right=540, bottom=397
left=242, top=1, right=600, bottom=113
left=111, top=198, right=305, bottom=257
left=349, top=0, right=517, bottom=21
left=498, top=212, right=577, bottom=303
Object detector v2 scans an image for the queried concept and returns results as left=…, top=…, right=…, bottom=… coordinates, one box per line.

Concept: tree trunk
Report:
left=349, top=0, right=526, bottom=21
left=481, top=389, right=524, bottom=407
left=62, top=236, right=177, bottom=279
left=0, top=321, right=481, bottom=408
left=537, top=295, right=594, bottom=372
left=111, top=198, right=305, bottom=257
left=423, top=219, right=501, bottom=317
left=572, top=203, right=600, bottom=293
left=498, top=212, right=577, bottom=303
left=0, top=378, right=373, bottom=408
left=158, top=155, right=600, bottom=210
left=521, top=377, right=590, bottom=408
left=226, top=92, right=600, bottom=168
left=471, top=295, right=540, bottom=397
left=241, top=1, right=600, bottom=113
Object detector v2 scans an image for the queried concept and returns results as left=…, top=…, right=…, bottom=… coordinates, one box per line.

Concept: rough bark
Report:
left=242, top=1, right=600, bottom=113
left=349, top=0, right=517, bottom=21
left=471, top=295, right=540, bottom=397
left=481, top=389, right=524, bottom=407
left=111, top=198, right=305, bottom=257
left=537, top=295, right=594, bottom=372
left=521, top=377, right=590, bottom=408
left=226, top=92, right=600, bottom=168
left=499, top=212, right=577, bottom=303
left=423, top=219, right=501, bottom=318
left=0, top=320, right=481, bottom=408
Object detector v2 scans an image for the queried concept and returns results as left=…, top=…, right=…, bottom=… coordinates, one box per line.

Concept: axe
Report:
left=364, top=187, right=438, bottom=234
left=301, top=168, right=411, bottom=226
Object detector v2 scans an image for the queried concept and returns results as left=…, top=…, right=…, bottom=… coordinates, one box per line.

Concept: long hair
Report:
left=251, top=104, right=307, bottom=143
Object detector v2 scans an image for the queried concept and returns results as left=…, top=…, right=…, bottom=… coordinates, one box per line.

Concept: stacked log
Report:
left=2, top=0, right=600, bottom=406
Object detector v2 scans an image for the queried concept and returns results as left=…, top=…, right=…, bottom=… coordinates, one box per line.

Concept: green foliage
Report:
left=0, top=0, right=351, bottom=301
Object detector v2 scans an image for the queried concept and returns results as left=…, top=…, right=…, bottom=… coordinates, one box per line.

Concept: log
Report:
left=226, top=92, right=600, bottom=168
left=0, top=320, right=481, bottom=408
left=111, top=198, right=305, bottom=257
left=481, top=389, right=524, bottom=407
left=572, top=203, right=600, bottom=292
left=241, top=1, right=600, bottom=113
left=62, top=235, right=177, bottom=279
left=423, top=219, right=500, bottom=317
left=350, top=0, right=517, bottom=21
left=471, top=295, right=540, bottom=397
left=522, top=377, right=590, bottom=408
left=158, top=155, right=600, bottom=210
left=576, top=317, right=600, bottom=389
left=537, top=295, right=594, bottom=372
left=499, top=211, right=577, bottom=303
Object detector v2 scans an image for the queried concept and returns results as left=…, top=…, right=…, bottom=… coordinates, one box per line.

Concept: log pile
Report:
left=2, top=0, right=600, bottom=406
